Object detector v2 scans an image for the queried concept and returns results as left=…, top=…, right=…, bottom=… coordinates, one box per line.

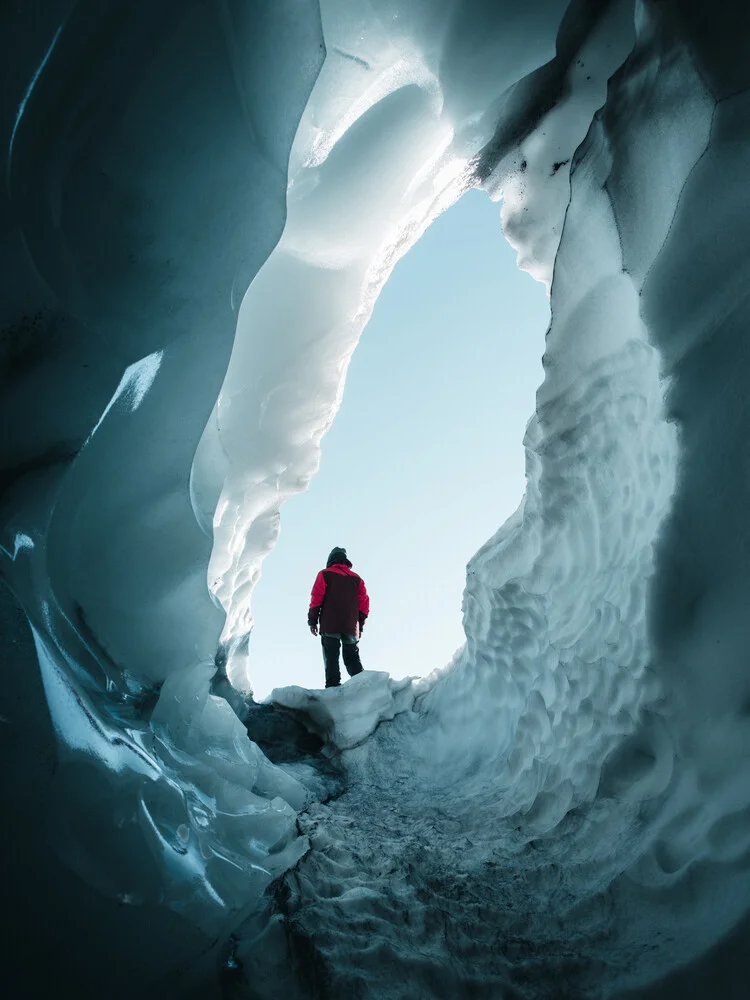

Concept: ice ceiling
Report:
left=3, top=1, right=750, bottom=998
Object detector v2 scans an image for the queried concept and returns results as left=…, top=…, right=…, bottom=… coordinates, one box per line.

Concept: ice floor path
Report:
left=230, top=672, right=635, bottom=1000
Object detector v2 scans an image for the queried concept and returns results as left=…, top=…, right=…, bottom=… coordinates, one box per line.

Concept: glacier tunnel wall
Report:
left=0, top=0, right=326, bottom=987
left=3, top=1, right=750, bottom=998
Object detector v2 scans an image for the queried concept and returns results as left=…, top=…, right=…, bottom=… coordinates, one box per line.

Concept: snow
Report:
left=4, top=0, right=750, bottom=998
left=271, top=670, right=420, bottom=750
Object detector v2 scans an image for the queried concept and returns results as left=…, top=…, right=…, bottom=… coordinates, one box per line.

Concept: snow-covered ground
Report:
left=3, top=1, right=750, bottom=998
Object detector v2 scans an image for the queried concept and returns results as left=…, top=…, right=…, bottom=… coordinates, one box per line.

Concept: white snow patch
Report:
left=271, top=670, right=418, bottom=750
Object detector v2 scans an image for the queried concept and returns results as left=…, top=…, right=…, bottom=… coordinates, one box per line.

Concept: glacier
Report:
left=3, top=1, right=750, bottom=998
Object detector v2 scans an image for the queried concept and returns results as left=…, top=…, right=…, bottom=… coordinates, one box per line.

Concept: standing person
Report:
left=308, top=547, right=369, bottom=688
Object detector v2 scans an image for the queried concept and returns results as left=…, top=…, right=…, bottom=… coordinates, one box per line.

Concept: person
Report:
left=308, top=547, right=369, bottom=688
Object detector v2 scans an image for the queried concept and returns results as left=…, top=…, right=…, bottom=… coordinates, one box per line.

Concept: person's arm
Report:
left=357, top=576, right=369, bottom=635
left=308, top=571, right=327, bottom=635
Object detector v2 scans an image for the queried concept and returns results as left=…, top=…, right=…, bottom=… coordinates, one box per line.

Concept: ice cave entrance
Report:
left=248, top=190, right=549, bottom=700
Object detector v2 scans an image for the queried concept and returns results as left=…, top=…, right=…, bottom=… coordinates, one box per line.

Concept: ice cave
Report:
left=3, top=1, right=750, bottom=997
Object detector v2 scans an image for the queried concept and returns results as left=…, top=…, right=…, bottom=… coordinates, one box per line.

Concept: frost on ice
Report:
left=3, top=1, right=750, bottom=998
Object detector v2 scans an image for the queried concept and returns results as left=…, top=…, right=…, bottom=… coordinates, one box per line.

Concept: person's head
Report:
left=327, top=546, right=352, bottom=568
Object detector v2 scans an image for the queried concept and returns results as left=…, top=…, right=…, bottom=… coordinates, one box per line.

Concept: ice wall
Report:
left=1, top=0, right=324, bottom=957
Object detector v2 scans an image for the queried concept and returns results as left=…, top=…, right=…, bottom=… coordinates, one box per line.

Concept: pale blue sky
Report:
left=249, top=188, right=549, bottom=699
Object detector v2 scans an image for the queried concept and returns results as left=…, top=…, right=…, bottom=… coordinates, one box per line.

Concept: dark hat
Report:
left=326, top=547, right=351, bottom=567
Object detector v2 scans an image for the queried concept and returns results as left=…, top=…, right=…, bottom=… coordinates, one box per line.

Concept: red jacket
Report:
left=308, top=562, right=369, bottom=636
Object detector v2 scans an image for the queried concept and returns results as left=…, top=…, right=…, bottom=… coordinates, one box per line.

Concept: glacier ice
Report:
left=1, top=0, right=325, bottom=969
left=272, top=670, right=421, bottom=750
left=3, top=0, right=750, bottom=998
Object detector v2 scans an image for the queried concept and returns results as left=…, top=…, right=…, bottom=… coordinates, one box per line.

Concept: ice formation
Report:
left=272, top=671, right=420, bottom=750
left=3, top=1, right=750, bottom=998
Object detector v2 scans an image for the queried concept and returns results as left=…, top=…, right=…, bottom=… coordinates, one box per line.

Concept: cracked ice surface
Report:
left=4, top=1, right=750, bottom=998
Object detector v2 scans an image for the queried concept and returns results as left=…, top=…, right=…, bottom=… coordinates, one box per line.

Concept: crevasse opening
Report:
left=244, top=189, right=549, bottom=699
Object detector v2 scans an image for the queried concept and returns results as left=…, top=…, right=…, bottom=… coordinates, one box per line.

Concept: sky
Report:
left=248, top=188, right=549, bottom=699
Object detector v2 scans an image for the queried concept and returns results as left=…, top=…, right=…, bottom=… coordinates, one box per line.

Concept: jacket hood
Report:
left=326, top=546, right=352, bottom=568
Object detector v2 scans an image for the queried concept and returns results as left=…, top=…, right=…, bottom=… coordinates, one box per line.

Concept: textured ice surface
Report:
left=1, top=0, right=324, bottom=942
left=4, top=1, right=750, bottom=998
left=271, top=671, right=420, bottom=750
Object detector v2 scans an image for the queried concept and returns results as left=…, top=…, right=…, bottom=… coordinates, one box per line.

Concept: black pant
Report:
left=321, top=633, right=363, bottom=688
